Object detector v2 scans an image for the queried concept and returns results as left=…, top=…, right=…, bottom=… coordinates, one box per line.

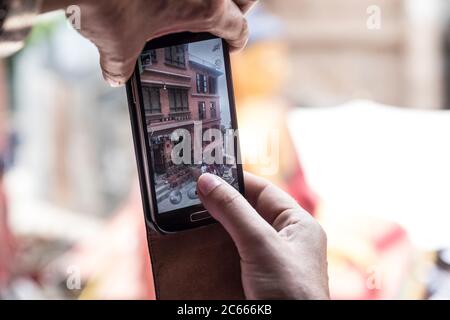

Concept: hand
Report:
left=43, top=0, right=256, bottom=86
left=197, top=172, right=330, bottom=300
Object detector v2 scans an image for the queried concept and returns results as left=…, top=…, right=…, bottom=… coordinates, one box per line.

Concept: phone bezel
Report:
left=126, top=32, right=245, bottom=234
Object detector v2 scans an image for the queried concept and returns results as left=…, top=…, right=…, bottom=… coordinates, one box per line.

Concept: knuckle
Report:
left=317, top=224, right=327, bottom=244
left=240, top=18, right=249, bottom=38
left=300, top=214, right=327, bottom=242
left=211, top=185, right=241, bottom=210
left=202, top=0, right=226, bottom=28
left=311, top=220, right=327, bottom=243
left=230, top=18, right=249, bottom=48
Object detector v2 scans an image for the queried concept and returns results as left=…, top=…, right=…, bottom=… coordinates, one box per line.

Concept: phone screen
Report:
left=136, top=37, right=241, bottom=214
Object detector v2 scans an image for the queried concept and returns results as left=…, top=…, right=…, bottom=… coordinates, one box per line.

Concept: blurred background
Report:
left=1, top=0, right=450, bottom=299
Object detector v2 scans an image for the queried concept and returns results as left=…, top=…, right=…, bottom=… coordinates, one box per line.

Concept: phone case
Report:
left=126, top=81, right=166, bottom=233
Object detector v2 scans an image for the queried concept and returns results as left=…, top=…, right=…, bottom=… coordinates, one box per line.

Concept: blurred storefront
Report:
left=266, top=0, right=449, bottom=109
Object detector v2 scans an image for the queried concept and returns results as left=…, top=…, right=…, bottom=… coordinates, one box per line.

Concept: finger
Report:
left=197, top=173, right=276, bottom=250
left=100, top=0, right=249, bottom=85
left=243, top=172, right=314, bottom=231
left=207, top=0, right=250, bottom=51
left=98, top=43, right=143, bottom=87
left=233, top=0, right=258, bottom=13
left=162, top=0, right=249, bottom=51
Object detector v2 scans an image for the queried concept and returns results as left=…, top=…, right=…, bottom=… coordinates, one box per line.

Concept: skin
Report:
left=197, top=172, right=330, bottom=299
left=42, top=0, right=256, bottom=86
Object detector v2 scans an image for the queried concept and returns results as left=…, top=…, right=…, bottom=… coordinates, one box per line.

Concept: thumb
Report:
left=197, top=173, right=276, bottom=251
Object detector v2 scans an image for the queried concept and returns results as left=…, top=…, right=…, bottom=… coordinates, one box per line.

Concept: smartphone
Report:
left=126, top=32, right=244, bottom=234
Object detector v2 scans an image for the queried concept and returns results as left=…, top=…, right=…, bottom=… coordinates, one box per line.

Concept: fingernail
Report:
left=106, top=78, right=124, bottom=87
left=197, top=173, right=222, bottom=196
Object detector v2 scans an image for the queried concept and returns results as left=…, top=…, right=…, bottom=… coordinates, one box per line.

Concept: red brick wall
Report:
left=141, top=47, right=222, bottom=122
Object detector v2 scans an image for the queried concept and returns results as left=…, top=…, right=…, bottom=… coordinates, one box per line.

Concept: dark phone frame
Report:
left=126, top=32, right=245, bottom=234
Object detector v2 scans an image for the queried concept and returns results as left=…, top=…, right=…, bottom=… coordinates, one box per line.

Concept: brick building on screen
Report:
left=139, top=44, right=223, bottom=174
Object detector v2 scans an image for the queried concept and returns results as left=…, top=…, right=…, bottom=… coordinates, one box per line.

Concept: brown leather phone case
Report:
left=147, top=223, right=245, bottom=300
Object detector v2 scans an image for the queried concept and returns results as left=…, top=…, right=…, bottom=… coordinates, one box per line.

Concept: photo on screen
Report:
left=138, top=38, right=239, bottom=213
